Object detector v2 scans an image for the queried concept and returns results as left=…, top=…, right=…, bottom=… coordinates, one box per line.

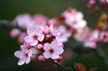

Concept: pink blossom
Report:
left=83, top=30, right=99, bottom=48
left=42, top=26, right=50, bottom=34
left=50, top=25, right=71, bottom=42
left=43, top=40, right=64, bottom=59
left=84, top=41, right=96, bottom=48
left=89, top=0, right=96, bottom=5
left=99, top=32, right=108, bottom=42
left=10, top=28, right=21, bottom=38
left=25, top=24, right=45, bottom=46
left=33, top=14, right=48, bottom=25
left=99, top=0, right=107, bottom=6
left=18, top=32, right=27, bottom=44
left=48, top=18, right=58, bottom=26
left=63, top=9, right=87, bottom=29
left=36, top=44, right=43, bottom=49
left=14, top=14, right=33, bottom=28
left=74, top=27, right=91, bottom=42
left=37, top=55, right=44, bottom=61
left=14, top=45, right=38, bottom=65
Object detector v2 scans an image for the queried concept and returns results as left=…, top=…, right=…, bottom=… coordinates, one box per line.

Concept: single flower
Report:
left=43, top=40, right=64, bottom=59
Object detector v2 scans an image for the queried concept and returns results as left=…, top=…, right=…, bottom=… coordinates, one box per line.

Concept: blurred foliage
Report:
left=0, top=0, right=108, bottom=71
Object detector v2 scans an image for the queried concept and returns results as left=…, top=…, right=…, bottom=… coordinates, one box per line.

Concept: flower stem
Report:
left=51, top=59, right=73, bottom=71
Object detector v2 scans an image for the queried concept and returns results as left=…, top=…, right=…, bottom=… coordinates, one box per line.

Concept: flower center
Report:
left=33, top=35, right=38, bottom=39
left=24, top=53, right=28, bottom=57
left=73, top=21, right=77, bottom=24
left=103, top=35, right=107, bottom=39
left=49, top=48, right=54, bottom=54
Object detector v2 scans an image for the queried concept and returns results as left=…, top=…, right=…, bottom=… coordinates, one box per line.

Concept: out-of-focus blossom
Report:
left=36, top=44, right=43, bottom=50
left=48, top=18, right=58, bottom=26
left=99, top=32, right=108, bottom=42
left=89, top=0, right=96, bottom=5
left=14, top=14, right=33, bottom=28
left=10, top=28, right=21, bottom=38
left=50, top=25, right=71, bottom=42
left=62, top=8, right=87, bottom=30
left=33, top=14, right=48, bottom=25
left=83, top=30, right=99, bottom=48
left=43, top=40, right=64, bottom=59
left=84, top=39, right=96, bottom=48
left=14, top=45, right=38, bottom=65
left=25, top=24, right=45, bottom=46
left=74, top=27, right=91, bottom=42
left=18, top=32, right=27, bottom=44
left=37, top=55, right=44, bottom=61
left=99, top=0, right=107, bottom=6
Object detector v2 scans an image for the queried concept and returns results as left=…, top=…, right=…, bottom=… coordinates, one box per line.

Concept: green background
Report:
left=0, top=0, right=108, bottom=71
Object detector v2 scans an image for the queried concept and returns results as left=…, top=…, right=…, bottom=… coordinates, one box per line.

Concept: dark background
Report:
left=0, top=0, right=108, bottom=71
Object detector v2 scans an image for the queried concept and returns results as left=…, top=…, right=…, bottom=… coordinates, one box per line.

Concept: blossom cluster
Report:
left=10, top=8, right=108, bottom=65
left=13, top=14, right=71, bottom=65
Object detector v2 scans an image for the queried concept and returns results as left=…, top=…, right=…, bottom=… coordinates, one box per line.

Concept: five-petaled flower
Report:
left=62, top=9, right=87, bottom=30
left=14, top=45, right=38, bottom=65
left=43, top=40, right=64, bottom=59
left=24, top=24, right=44, bottom=46
left=50, top=25, right=71, bottom=43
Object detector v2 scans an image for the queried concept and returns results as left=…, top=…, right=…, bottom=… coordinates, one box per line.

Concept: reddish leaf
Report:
left=74, top=63, right=86, bottom=71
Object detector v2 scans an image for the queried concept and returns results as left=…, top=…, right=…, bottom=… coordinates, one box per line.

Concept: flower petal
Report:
left=51, top=54, right=59, bottom=59
left=43, top=52, right=50, bottom=59
left=26, top=57, right=31, bottom=64
left=30, top=40, right=38, bottom=46
left=38, top=34, right=44, bottom=41
left=17, top=59, right=25, bottom=65
left=14, top=51, right=23, bottom=58
left=44, top=43, right=50, bottom=51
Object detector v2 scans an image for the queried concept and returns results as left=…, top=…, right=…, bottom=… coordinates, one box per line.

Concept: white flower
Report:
left=14, top=45, right=38, bottom=65
left=24, top=24, right=45, bottom=46
left=50, top=25, right=71, bottom=43
left=63, top=9, right=87, bottom=29
left=83, top=30, right=99, bottom=48
left=84, top=41, right=96, bottom=48
left=43, top=40, right=64, bottom=59
left=14, top=14, right=33, bottom=28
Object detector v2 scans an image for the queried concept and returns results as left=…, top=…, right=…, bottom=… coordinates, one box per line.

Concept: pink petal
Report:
left=25, top=57, right=31, bottom=64
left=38, top=34, right=44, bottom=41
left=43, top=52, right=50, bottom=59
left=51, top=54, right=59, bottom=59
left=17, top=59, right=25, bottom=65
left=44, top=43, right=50, bottom=51
left=30, top=40, right=38, bottom=46
left=14, top=51, right=23, bottom=58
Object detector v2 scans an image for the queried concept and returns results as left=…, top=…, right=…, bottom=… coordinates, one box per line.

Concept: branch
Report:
left=51, top=59, right=73, bottom=71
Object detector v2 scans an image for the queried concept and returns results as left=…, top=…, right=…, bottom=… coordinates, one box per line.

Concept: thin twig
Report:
left=51, top=59, right=73, bottom=71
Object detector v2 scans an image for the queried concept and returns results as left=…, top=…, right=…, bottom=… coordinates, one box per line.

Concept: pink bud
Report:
left=89, top=43, right=96, bottom=49
left=24, top=42, right=31, bottom=49
left=37, top=44, right=43, bottom=49
left=57, top=56, right=63, bottom=61
left=10, top=28, right=21, bottom=38
left=38, top=55, right=44, bottom=61
left=43, top=26, right=50, bottom=34
left=18, top=32, right=27, bottom=44
left=99, top=0, right=107, bottom=7
left=48, top=18, right=58, bottom=26
left=33, top=14, right=47, bottom=25
left=89, top=0, right=96, bottom=5
left=59, top=43, right=64, bottom=48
